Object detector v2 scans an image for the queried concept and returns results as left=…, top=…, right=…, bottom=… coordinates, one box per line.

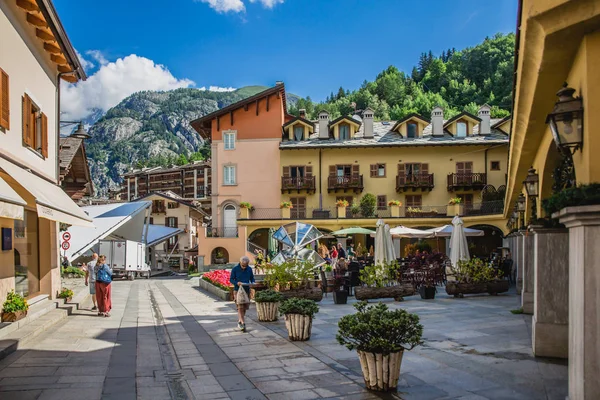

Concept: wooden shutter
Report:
left=22, top=95, right=33, bottom=147
left=282, top=166, right=290, bottom=177
left=397, top=163, right=405, bottom=185
left=351, top=164, right=359, bottom=175
left=370, top=164, right=377, bottom=177
left=305, top=165, right=312, bottom=177
left=165, top=217, right=169, bottom=227
left=173, top=217, right=178, bottom=228
left=41, top=112, right=48, bottom=158
left=456, top=162, right=464, bottom=174
left=329, top=165, right=336, bottom=176
left=421, top=163, right=429, bottom=175
left=0, top=69, right=9, bottom=130
left=377, top=195, right=386, bottom=210
left=464, top=162, right=473, bottom=173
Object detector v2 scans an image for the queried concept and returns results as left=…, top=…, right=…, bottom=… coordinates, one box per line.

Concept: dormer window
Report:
left=294, top=125, right=303, bottom=141
left=407, top=123, right=417, bottom=138
left=339, top=124, right=350, bottom=140
left=457, top=121, right=467, bottom=137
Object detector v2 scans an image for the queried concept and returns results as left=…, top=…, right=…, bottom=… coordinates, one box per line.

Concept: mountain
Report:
left=86, top=86, right=298, bottom=197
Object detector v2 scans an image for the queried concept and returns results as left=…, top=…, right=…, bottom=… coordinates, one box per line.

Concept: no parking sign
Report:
left=62, top=232, right=71, bottom=242
left=61, top=241, right=70, bottom=250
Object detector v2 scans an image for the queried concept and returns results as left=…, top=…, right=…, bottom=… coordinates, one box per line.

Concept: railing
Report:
left=447, top=173, right=487, bottom=191
left=281, top=176, right=316, bottom=192
left=396, top=173, right=435, bottom=191
left=250, top=208, right=282, bottom=219
left=247, top=240, right=266, bottom=256
left=327, top=174, right=364, bottom=192
left=463, top=200, right=504, bottom=216
left=206, top=227, right=239, bottom=238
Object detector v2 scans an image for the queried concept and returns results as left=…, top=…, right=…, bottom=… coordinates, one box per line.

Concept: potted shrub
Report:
left=350, top=202, right=361, bottom=217
left=239, top=202, right=253, bottom=219
left=355, top=263, right=414, bottom=301
left=445, top=258, right=495, bottom=297
left=1, top=291, right=29, bottom=322
left=333, top=276, right=348, bottom=304
left=280, top=201, right=293, bottom=219
left=448, top=197, right=463, bottom=216
left=360, top=193, right=377, bottom=218
left=279, top=297, right=319, bottom=341
left=324, top=264, right=333, bottom=278
left=337, top=302, right=423, bottom=391
left=418, top=277, right=436, bottom=300
left=57, top=287, right=74, bottom=303
left=264, top=259, right=323, bottom=301
left=336, top=199, right=349, bottom=218
left=388, top=200, right=402, bottom=217
left=254, top=289, right=284, bottom=322
left=406, top=206, right=423, bottom=218
left=214, top=250, right=226, bottom=265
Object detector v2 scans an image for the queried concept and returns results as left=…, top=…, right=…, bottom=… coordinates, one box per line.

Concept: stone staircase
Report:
left=0, top=287, right=89, bottom=360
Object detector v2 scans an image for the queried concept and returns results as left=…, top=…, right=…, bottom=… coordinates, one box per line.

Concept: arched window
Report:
left=457, top=121, right=467, bottom=137
left=223, top=205, right=237, bottom=237
left=407, top=122, right=418, bottom=138
left=293, top=125, right=303, bottom=141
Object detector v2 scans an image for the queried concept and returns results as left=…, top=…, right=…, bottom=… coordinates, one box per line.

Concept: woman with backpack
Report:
left=94, top=255, right=113, bottom=317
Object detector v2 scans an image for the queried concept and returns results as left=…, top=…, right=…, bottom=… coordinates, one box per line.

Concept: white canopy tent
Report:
left=388, top=225, right=432, bottom=238
left=426, top=224, right=484, bottom=237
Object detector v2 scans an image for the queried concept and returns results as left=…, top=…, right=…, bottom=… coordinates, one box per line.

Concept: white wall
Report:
left=0, top=2, right=59, bottom=182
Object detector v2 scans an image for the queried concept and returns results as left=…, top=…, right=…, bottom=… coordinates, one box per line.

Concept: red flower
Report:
left=203, top=269, right=233, bottom=288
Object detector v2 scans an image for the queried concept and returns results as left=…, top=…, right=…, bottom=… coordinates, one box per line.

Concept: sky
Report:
left=55, top=0, right=518, bottom=121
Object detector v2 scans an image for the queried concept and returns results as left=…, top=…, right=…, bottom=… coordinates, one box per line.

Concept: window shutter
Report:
left=329, top=165, right=336, bottom=176
left=421, top=163, right=429, bottom=175
left=41, top=112, right=48, bottom=158
left=456, top=162, right=464, bottom=174
left=165, top=217, right=169, bottom=227
left=282, top=166, right=290, bottom=177
left=0, top=69, right=9, bottom=130
left=351, top=164, right=359, bottom=175
left=465, top=162, right=473, bottom=173
left=370, top=164, right=376, bottom=177
left=397, top=163, right=405, bottom=185
left=305, top=165, right=312, bottom=177
left=174, top=217, right=178, bottom=227
left=22, top=95, right=33, bottom=147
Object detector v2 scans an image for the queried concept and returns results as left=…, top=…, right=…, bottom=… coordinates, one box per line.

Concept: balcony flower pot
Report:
left=448, top=203, right=463, bottom=216
left=1, top=310, right=27, bottom=323
left=254, top=289, right=283, bottom=322
left=281, top=208, right=291, bottom=219
left=390, top=205, right=401, bottom=218
left=1, top=291, right=29, bottom=323
left=337, top=303, right=423, bottom=392
left=337, top=206, right=347, bottom=218
left=280, top=298, right=319, bottom=341
left=333, top=290, right=348, bottom=304
left=239, top=208, right=250, bottom=219
left=418, top=285, right=436, bottom=299
left=486, top=279, right=510, bottom=295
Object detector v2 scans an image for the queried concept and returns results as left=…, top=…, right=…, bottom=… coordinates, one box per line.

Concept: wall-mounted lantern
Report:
left=546, top=83, right=583, bottom=153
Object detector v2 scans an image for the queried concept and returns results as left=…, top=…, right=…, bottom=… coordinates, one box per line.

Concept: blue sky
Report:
left=56, top=0, right=517, bottom=120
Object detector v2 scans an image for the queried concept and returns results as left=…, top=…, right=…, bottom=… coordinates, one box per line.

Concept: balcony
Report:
left=281, top=176, right=316, bottom=194
left=396, top=173, right=435, bottom=192
left=447, top=173, right=487, bottom=192
left=327, top=174, right=364, bottom=193
left=206, top=227, right=239, bottom=238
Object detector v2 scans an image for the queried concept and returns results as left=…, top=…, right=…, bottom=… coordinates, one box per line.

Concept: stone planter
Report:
left=1, top=310, right=27, bottom=323
left=486, top=280, right=510, bottom=295
left=284, top=313, right=312, bottom=341
left=280, top=287, right=323, bottom=302
left=333, top=290, right=348, bottom=304
left=445, top=282, right=487, bottom=297
left=337, top=206, right=347, bottom=218
left=256, top=302, right=279, bottom=322
left=418, top=286, right=436, bottom=299
left=354, top=284, right=415, bottom=301
left=239, top=208, right=250, bottom=219
left=357, top=350, right=404, bottom=391
left=198, top=278, right=234, bottom=301
left=281, top=207, right=291, bottom=219
left=390, top=205, right=401, bottom=218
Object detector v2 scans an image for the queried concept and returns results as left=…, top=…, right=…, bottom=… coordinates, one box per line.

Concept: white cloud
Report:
left=61, top=54, right=194, bottom=121
left=249, top=0, right=284, bottom=9
left=85, top=50, right=109, bottom=66
left=197, top=0, right=245, bottom=13
left=75, top=49, right=94, bottom=71
left=199, top=86, right=236, bottom=92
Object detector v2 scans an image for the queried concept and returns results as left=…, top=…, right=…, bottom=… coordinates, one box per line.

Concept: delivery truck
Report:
left=98, top=239, right=151, bottom=280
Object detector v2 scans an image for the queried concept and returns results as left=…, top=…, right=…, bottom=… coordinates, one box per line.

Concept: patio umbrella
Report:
left=426, top=224, right=484, bottom=237
left=384, top=224, right=396, bottom=262
left=374, top=219, right=396, bottom=265
left=388, top=225, right=432, bottom=238
left=330, top=227, right=375, bottom=236
left=449, top=216, right=470, bottom=267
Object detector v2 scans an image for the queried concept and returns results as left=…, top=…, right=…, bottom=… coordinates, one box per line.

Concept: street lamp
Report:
left=61, top=121, right=91, bottom=139
left=523, top=167, right=539, bottom=222
left=517, top=194, right=526, bottom=212
left=546, top=83, right=583, bottom=154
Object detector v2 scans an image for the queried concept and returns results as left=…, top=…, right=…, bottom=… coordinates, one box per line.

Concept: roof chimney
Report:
left=318, top=111, right=330, bottom=140
left=363, top=108, right=374, bottom=138
left=275, top=81, right=283, bottom=86
left=299, top=109, right=307, bottom=119
left=478, top=104, right=491, bottom=135
left=431, top=106, right=444, bottom=136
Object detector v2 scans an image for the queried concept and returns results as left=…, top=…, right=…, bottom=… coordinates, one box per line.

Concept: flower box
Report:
left=281, top=208, right=291, bottom=219
left=198, top=277, right=234, bottom=301
left=1, top=310, right=27, bottom=323
left=445, top=282, right=487, bottom=297
left=390, top=205, right=401, bottom=218
left=239, top=208, right=250, bottom=219
left=337, top=206, right=347, bottom=218
left=279, top=287, right=323, bottom=302
left=354, top=283, right=415, bottom=301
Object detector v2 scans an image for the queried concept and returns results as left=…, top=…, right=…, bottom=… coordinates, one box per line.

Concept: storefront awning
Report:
left=0, top=176, right=26, bottom=220
left=0, top=159, right=93, bottom=227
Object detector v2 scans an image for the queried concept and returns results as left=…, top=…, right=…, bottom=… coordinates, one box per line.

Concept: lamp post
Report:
left=517, top=194, right=526, bottom=229
left=60, top=121, right=91, bottom=139
left=546, top=83, right=583, bottom=154
left=523, top=167, right=539, bottom=222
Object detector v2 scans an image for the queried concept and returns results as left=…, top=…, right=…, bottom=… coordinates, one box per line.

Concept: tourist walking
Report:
left=84, top=253, right=98, bottom=311
left=337, top=243, right=346, bottom=259
left=229, top=256, right=255, bottom=331
left=94, top=255, right=113, bottom=317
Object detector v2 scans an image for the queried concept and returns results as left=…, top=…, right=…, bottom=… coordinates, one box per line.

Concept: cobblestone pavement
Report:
left=0, top=277, right=567, bottom=399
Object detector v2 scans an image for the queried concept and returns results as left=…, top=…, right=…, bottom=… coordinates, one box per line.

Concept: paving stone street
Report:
left=0, top=277, right=567, bottom=400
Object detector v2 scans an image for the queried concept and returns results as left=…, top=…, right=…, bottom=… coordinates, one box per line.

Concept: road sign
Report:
left=62, top=232, right=71, bottom=242
left=61, top=241, right=70, bottom=250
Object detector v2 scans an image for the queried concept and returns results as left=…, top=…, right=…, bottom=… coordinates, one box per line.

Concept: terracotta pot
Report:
left=284, top=314, right=312, bottom=341
left=357, top=350, right=404, bottom=391
left=256, top=301, right=279, bottom=322
left=1, top=310, right=27, bottom=322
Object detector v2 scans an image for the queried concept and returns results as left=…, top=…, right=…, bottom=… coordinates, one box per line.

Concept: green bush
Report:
left=58, top=288, right=74, bottom=299
left=62, top=266, right=85, bottom=277
left=542, top=183, right=600, bottom=216
left=254, top=289, right=284, bottom=303
left=360, top=193, right=377, bottom=218
left=264, top=259, right=316, bottom=290
left=2, top=291, right=29, bottom=313
left=279, top=297, right=319, bottom=318
left=336, top=302, right=423, bottom=355
left=359, top=262, right=400, bottom=287
left=451, top=258, right=499, bottom=283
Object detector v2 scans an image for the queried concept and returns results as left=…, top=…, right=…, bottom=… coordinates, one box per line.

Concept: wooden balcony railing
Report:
left=396, top=173, right=435, bottom=192
left=327, top=174, right=364, bottom=193
left=281, top=176, right=316, bottom=193
left=447, top=173, right=487, bottom=191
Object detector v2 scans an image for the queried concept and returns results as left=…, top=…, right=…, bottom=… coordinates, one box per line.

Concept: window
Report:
left=0, top=68, right=9, bottom=130
left=405, top=195, right=422, bottom=208
left=405, top=163, right=421, bottom=176
left=370, top=164, right=386, bottom=178
left=339, top=124, right=350, bottom=140
left=293, top=125, right=304, bottom=141
left=166, top=217, right=179, bottom=249
left=223, top=131, right=235, bottom=150
left=168, top=202, right=179, bottom=209
left=458, top=194, right=473, bottom=208
left=223, top=165, right=236, bottom=185
left=149, top=217, right=154, bottom=224
left=490, top=161, right=501, bottom=171
left=377, top=195, right=387, bottom=210
left=407, top=122, right=417, bottom=138
left=22, top=94, right=48, bottom=157
left=290, top=166, right=305, bottom=178
left=456, top=121, right=467, bottom=137
left=336, top=165, right=352, bottom=176
left=152, top=200, right=165, bottom=213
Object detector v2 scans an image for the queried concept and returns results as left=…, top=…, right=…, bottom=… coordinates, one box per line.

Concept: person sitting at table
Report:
left=336, top=258, right=348, bottom=276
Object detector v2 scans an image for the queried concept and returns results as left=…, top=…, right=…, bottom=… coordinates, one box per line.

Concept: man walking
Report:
left=84, top=253, right=98, bottom=311
left=337, top=243, right=347, bottom=259
left=229, top=256, right=255, bottom=331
